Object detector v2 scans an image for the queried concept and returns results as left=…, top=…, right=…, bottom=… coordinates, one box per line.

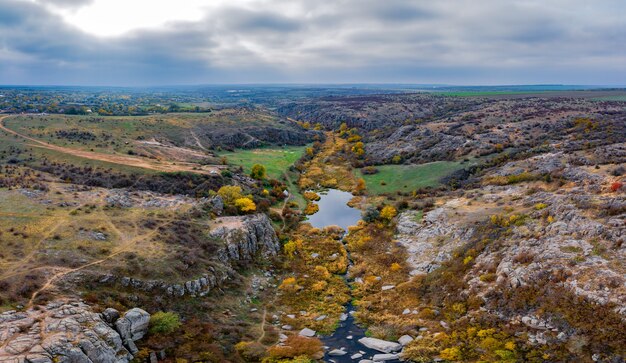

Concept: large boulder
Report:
left=115, top=308, right=151, bottom=341
left=357, top=337, right=402, bottom=353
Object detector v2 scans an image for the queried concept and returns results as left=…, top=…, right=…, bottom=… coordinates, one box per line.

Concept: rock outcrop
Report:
left=0, top=302, right=149, bottom=363
left=357, top=337, right=402, bottom=353
left=396, top=206, right=474, bottom=275
left=210, top=213, right=281, bottom=261
left=97, top=213, right=279, bottom=298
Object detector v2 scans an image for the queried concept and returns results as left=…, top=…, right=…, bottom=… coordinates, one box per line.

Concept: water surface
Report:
left=305, top=189, right=361, bottom=230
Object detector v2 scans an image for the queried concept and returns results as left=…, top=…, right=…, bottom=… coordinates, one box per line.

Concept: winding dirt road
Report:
left=0, top=115, right=221, bottom=174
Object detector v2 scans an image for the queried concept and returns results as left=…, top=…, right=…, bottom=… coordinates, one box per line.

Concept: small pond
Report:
left=305, top=189, right=362, bottom=231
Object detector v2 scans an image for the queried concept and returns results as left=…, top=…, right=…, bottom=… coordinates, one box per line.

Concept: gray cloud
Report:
left=1, top=0, right=625, bottom=85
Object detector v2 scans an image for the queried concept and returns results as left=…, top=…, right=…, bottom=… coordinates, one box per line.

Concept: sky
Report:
left=0, top=0, right=625, bottom=86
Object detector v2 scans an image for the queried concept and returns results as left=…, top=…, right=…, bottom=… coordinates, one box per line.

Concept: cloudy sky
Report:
left=1, top=0, right=625, bottom=86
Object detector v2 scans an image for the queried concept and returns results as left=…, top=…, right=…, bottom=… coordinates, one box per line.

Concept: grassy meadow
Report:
left=355, top=161, right=463, bottom=194
left=220, top=146, right=307, bottom=179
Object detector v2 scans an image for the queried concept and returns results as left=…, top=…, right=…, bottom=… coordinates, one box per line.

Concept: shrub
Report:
left=149, top=311, right=182, bottom=335
left=362, top=206, right=380, bottom=222
left=440, top=346, right=463, bottom=361
left=265, top=336, right=322, bottom=359
left=303, top=191, right=320, bottom=201
left=353, top=178, right=366, bottom=195
left=250, top=164, right=266, bottom=180
left=303, top=203, right=319, bottom=215
left=380, top=206, right=397, bottom=221
left=234, top=197, right=256, bottom=213
left=361, top=166, right=379, bottom=175
left=217, top=185, right=243, bottom=205
left=610, top=181, right=623, bottom=192
left=283, top=240, right=298, bottom=258
left=235, top=341, right=267, bottom=361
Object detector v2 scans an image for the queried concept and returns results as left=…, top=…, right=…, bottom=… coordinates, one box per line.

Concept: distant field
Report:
left=355, top=161, right=463, bottom=194
left=219, top=146, right=307, bottom=179
left=436, top=89, right=626, bottom=100
left=435, top=90, right=550, bottom=97
left=591, top=95, right=626, bottom=102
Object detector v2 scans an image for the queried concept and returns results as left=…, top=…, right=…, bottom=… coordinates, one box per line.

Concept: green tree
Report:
left=149, top=311, right=181, bottom=335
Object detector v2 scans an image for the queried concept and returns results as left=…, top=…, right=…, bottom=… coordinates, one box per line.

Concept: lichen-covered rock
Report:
left=202, top=195, right=224, bottom=216
left=357, top=337, right=402, bottom=353
left=0, top=302, right=149, bottom=363
left=114, top=308, right=150, bottom=342
left=396, top=206, right=474, bottom=275
left=210, top=213, right=281, bottom=261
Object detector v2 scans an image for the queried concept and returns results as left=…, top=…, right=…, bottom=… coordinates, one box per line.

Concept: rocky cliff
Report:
left=98, top=213, right=280, bottom=298
left=0, top=302, right=149, bottom=363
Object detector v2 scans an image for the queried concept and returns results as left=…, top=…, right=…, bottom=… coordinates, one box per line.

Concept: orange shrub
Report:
left=266, top=336, right=323, bottom=359
left=610, top=181, right=623, bottom=192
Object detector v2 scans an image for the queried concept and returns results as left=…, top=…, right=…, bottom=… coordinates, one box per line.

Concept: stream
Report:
left=305, top=189, right=400, bottom=363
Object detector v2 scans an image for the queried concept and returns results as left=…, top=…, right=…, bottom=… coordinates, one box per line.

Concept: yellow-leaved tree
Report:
left=380, top=205, right=397, bottom=221
left=217, top=185, right=243, bottom=205
left=234, top=197, right=256, bottom=213
left=250, top=164, right=266, bottom=180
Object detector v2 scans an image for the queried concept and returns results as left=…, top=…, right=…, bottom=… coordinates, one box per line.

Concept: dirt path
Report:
left=190, top=130, right=208, bottom=151
left=26, top=219, right=171, bottom=307
left=0, top=201, right=91, bottom=277
left=256, top=306, right=268, bottom=343
left=0, top=115, right=221, bottom=175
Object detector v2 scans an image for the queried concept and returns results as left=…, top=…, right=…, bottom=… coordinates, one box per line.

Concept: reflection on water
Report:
left=305, top=189, right=362, bottom=230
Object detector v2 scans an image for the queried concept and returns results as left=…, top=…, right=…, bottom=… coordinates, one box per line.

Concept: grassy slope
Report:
left=4, top=111, right=284, bottom=154
left=0, top=127, right=157, bottom=175
left=355, top=161, right=463, bottom=194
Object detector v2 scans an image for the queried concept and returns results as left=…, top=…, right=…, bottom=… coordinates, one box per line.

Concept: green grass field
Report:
left=219, top=146, right=307, bottom=179
left=355, top=161, right=463, bottom=194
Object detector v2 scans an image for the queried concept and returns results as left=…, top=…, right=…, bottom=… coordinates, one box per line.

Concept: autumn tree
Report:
left=354, top=178, right=366, bottom=195
left=234, top=197, right=256, bottom=213
left=217, top=185, right=243, bottom=205
left=380, top=205, right=397, bottom=221
left=351, top=142, right=365, bottom=157
left=250, top=164, right=266, bottom=180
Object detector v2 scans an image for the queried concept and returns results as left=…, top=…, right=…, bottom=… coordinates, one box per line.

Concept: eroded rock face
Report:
left=396, top=206, right=474, bottom=275
left=211, top=213, right=281, bottom=261
left=0, top=302, right=149, bottom=363
left=97, top=213, right=279, bottom=298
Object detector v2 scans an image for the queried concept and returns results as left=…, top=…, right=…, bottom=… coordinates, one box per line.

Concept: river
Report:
left=305, top=189, right=400, bottom=363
